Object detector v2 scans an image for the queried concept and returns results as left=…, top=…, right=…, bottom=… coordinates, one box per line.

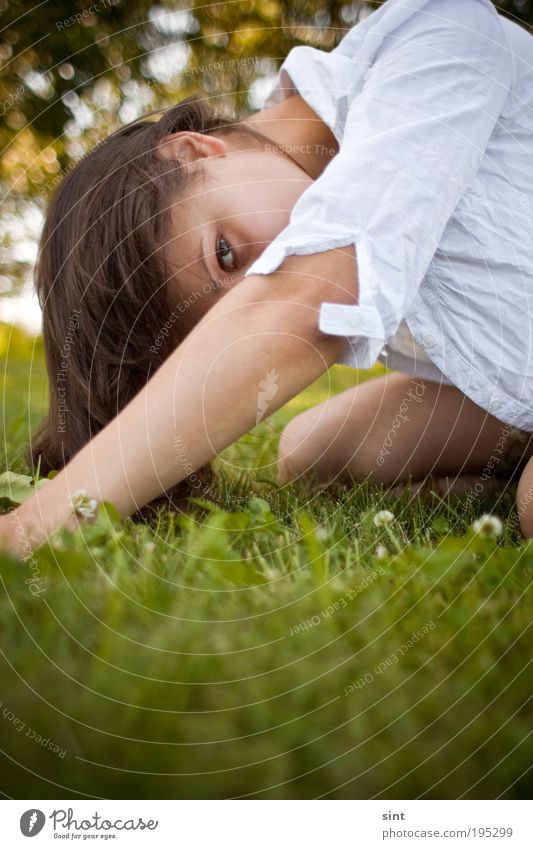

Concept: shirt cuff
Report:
left=245, top=228, right=389, bottom=370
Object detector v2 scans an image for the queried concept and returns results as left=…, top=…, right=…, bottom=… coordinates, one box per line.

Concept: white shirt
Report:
left=245, top=0, right=533, bottom=430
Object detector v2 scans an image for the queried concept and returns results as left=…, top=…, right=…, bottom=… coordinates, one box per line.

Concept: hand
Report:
left=0, top=507, right=49, bottom=559
left=0, top=510, right=29, bottom=559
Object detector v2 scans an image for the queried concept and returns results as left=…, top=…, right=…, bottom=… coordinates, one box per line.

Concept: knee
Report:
left=517, top=456, right=533, bottom=538
left=277, top=412, right=340, bottom=487
left=277, top=416, right=312, bottom=486
left=276, top=412, right=378, bottom=488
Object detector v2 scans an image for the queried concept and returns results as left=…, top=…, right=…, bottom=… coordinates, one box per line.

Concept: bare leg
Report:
left=516, top=458, right=533, bottom=537
left=277, top=372, right=532, bottom=492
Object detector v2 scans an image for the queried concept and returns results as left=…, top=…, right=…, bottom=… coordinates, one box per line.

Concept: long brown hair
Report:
left=28, top=96, right=269, bottom=515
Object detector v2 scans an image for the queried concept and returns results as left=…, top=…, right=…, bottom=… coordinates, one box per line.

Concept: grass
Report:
left=0, top=322, right=532, bottom=800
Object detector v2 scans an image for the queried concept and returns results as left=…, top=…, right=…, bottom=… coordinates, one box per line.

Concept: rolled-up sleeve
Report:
left=244, top=0, right=512, bottom=368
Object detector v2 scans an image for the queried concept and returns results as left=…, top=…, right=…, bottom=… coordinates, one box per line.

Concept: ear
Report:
left=155, top=131, right=228, bottom=164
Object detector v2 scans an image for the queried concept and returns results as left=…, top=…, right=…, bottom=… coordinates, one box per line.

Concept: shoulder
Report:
left=334, top=0, right=508, bottom=59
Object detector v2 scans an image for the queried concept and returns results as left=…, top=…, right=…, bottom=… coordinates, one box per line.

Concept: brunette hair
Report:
left=28, top=96, right=268, bottom=515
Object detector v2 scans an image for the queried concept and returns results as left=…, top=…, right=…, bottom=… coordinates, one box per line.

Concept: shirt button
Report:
left=489, top=397, right=502, bottom=413
left=421, top=334, right=434, bottom=349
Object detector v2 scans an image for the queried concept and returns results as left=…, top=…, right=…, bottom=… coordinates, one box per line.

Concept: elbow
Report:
left=253, top=244, right=359, bottom=360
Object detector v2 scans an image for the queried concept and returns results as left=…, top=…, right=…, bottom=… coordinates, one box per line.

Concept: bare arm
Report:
left=3, top=245, right=357, bottom=552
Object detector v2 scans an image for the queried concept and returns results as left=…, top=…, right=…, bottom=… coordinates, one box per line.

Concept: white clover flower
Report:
left=472, top=514, right=503, bottom=538
left=375, top=544, right=388, bottom=559
left=373, top=510, right=395, bottom=528
left=69, top=489, right=98, bottom=520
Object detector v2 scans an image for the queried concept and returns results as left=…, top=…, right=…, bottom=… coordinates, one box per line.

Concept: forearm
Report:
left=16, top=247, right=357, bottom=545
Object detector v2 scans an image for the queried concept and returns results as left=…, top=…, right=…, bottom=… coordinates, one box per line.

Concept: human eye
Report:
left=215, top=236, right=237, bottom=272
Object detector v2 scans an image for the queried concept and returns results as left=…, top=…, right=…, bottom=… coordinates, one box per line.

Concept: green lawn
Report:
left=0, top=322, right=531, bottom=799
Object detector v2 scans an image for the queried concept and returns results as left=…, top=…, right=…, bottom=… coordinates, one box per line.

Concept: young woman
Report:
left=3, top=0, right=533, bottom=554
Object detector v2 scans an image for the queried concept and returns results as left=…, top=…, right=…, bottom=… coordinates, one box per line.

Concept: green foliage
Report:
left=0, top=322, right=47, bottom=466
left=0, top=470, right=48, bottom=507
left=1, top=326, right=532, bottom=799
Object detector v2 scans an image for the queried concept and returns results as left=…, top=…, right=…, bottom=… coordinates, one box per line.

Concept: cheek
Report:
left=235, top=187, right=298, bottom=245
left=252, top=177, right=310, bottom=236
left=220, top=163, right=312, bottom=247
left=253, top=207, right=292, bottom=242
